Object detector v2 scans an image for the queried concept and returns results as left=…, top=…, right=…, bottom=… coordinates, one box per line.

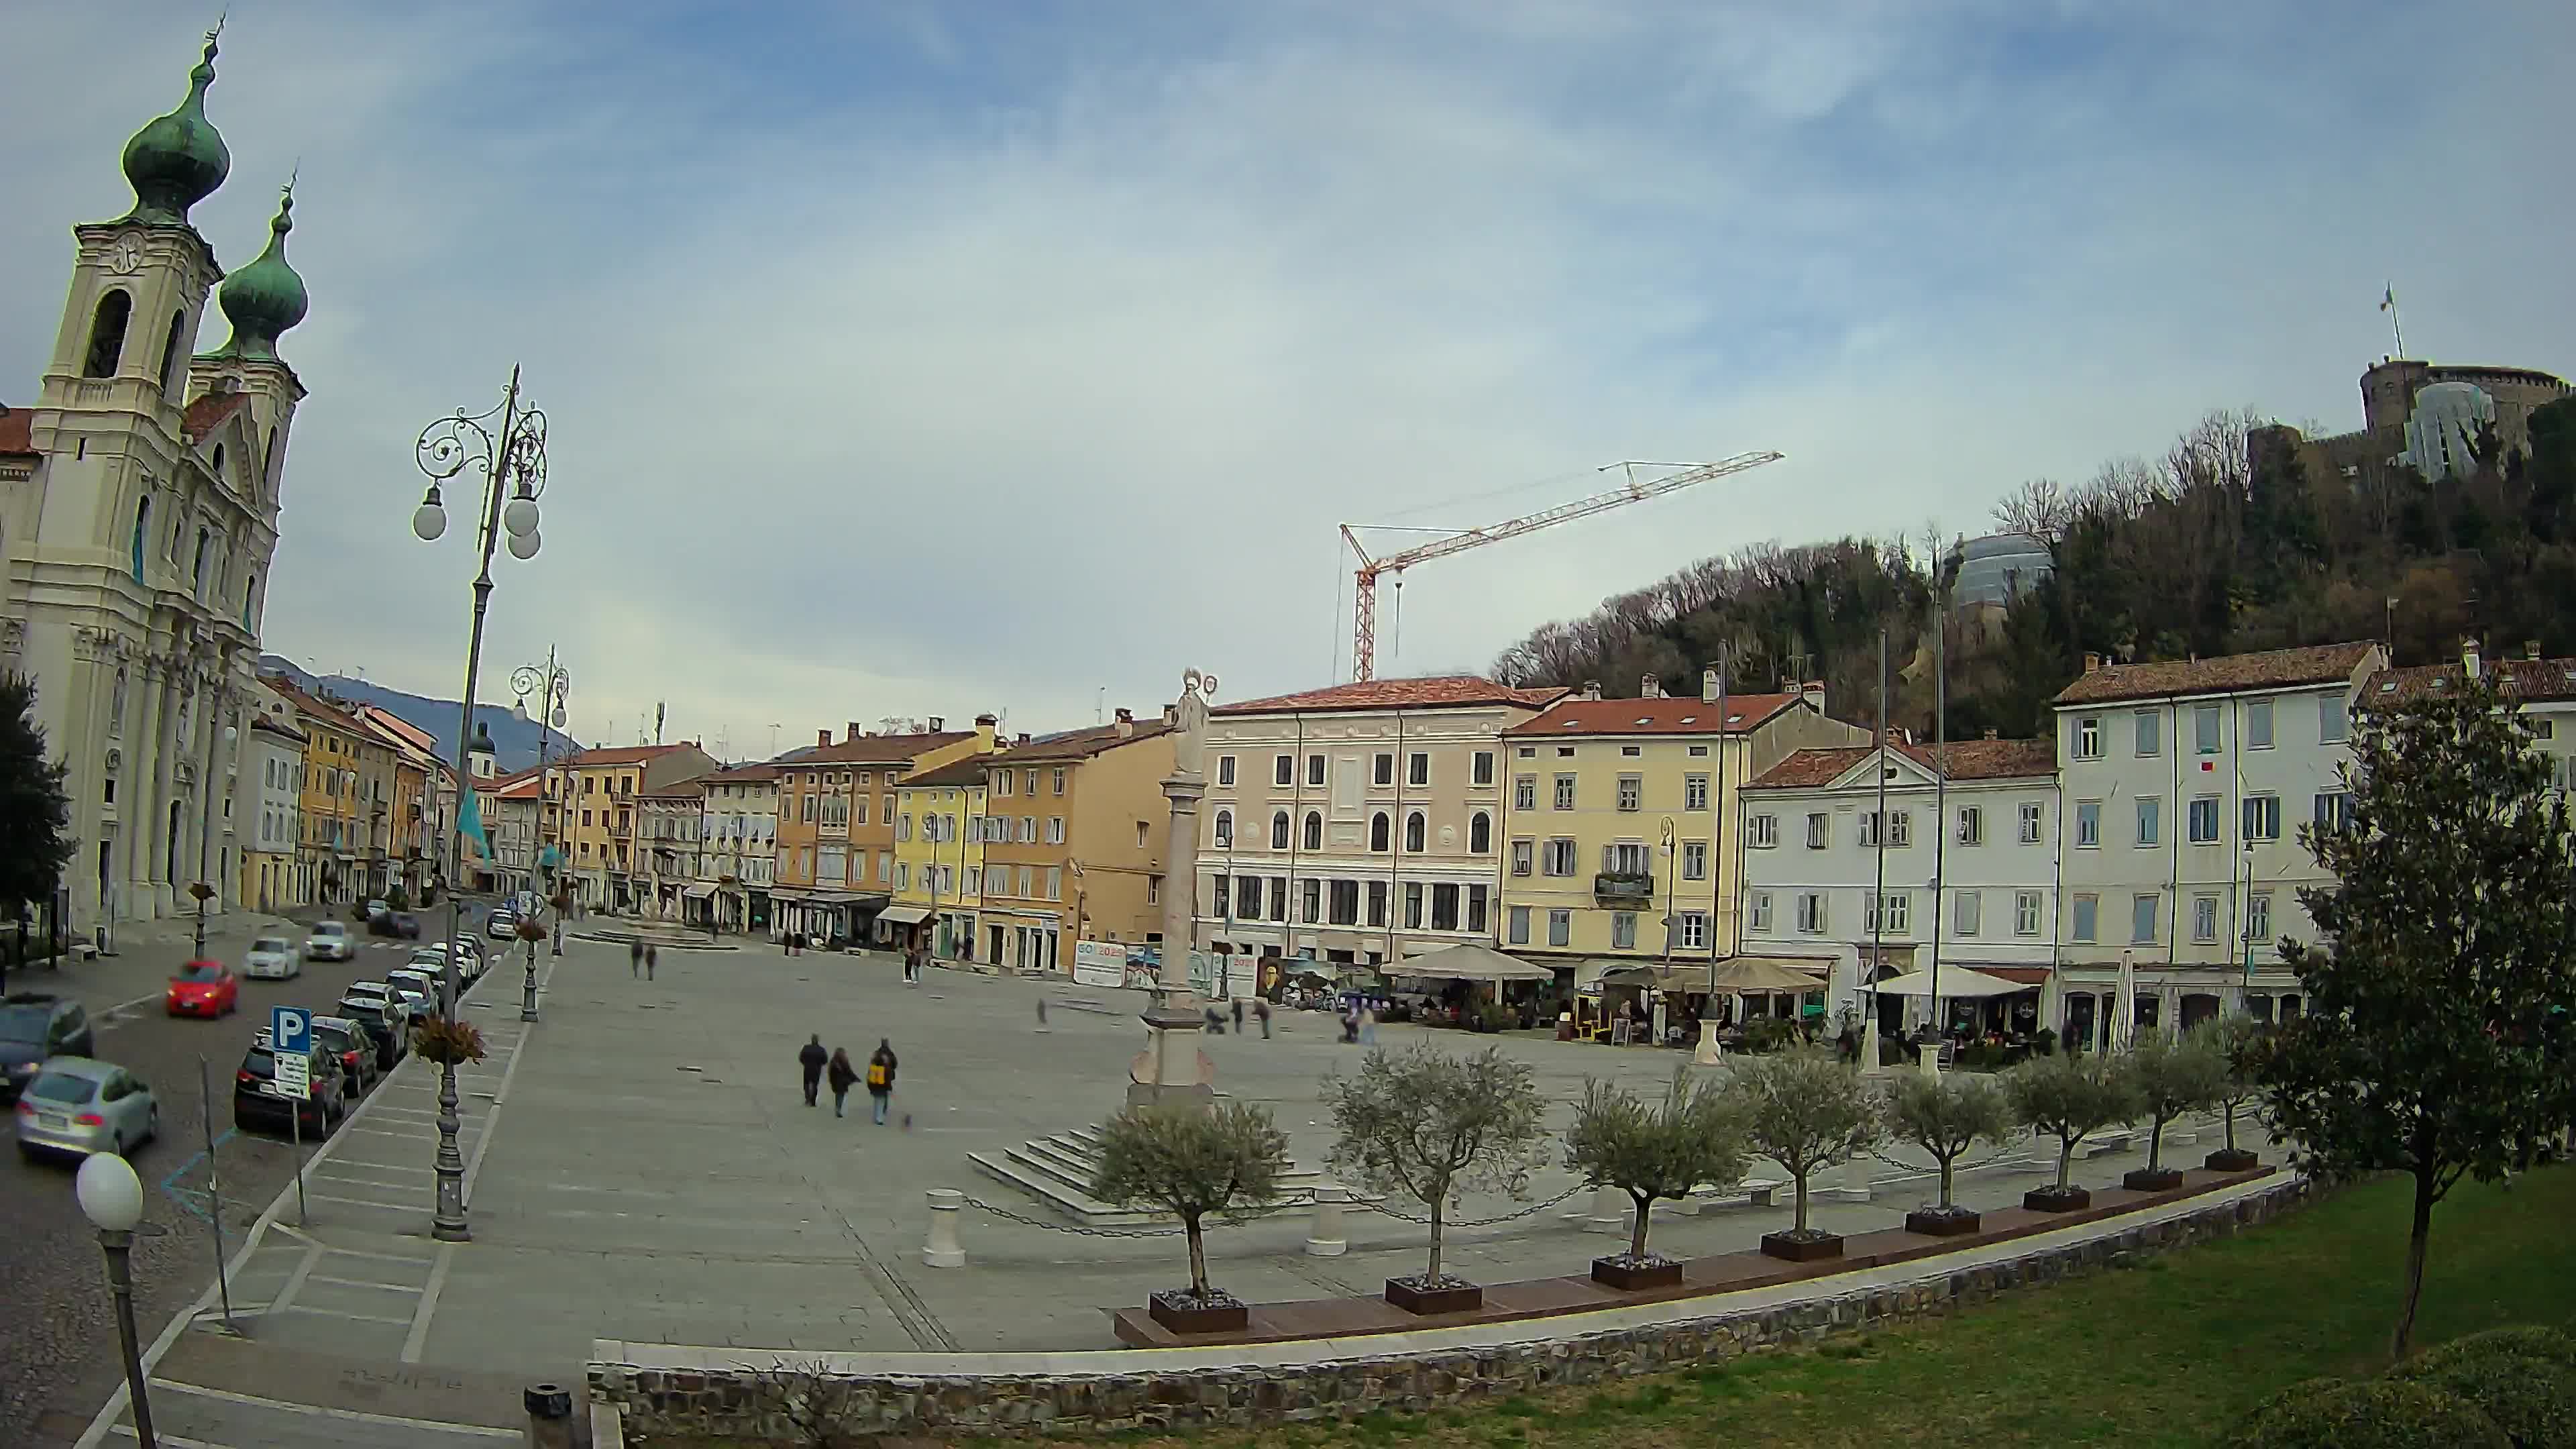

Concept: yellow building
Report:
left=771, top=716, right=995, bottom=947
left=977, top=711, right=1176, bottom=973
left=1497, top=674, right=1865, bottom=981
left=255, top=677, right=372, bottom=907
left=558, top=743, right=717, bottom=913
left=889, top=756, right=989, bottom=963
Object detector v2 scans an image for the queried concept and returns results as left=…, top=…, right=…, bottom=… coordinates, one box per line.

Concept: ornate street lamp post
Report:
left=409, top=367, right=550, bottom=1242
left=513, top=649, right=572, bottom=990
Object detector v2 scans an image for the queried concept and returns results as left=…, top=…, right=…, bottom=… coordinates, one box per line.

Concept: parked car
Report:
left=365, top=898, right=392, bottom=922
left=243, top=935, right=301, bottom=980
left=333, top=997, right=409, bottom=1072
left=384, top=970, right=441, bottom=1016
left=486, top=908, right=521, bottom=941
left=1, top=994, right=96, bottom=1102
left=413, top=941, right=486, bottom=984
left=15, top=1057, right=158, bottom=1160
left=233, top=1036, right=345, bottom=1136
left=310, top=1016, right=377, bottom=1097
left=305, top=921, right=355, bottom=961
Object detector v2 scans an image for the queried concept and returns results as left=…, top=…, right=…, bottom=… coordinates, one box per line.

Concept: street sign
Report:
left=273, top=1049, right=311, bottom=1101
left=271, top=1006, right=312, bottom=1057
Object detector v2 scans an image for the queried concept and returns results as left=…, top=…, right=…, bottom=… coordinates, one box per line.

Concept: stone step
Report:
left=965, top=1150, right=1176, bottom=1227
left=969, top=1122, right=1331, bottom=1226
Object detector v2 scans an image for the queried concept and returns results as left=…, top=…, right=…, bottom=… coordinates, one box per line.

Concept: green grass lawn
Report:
left=972, top=1165, right=2576, bottom=1449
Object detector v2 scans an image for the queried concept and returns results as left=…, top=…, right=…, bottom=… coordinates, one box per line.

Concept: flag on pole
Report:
left=2380, top=285, right=2396, bottom=312
left=457, top=786, right=492, bottom=862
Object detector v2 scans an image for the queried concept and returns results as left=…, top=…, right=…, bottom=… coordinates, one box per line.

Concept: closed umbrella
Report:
left=2112, top=949, right=2135, bottom=1053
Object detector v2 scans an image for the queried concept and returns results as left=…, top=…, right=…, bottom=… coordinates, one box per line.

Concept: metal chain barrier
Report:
left=1354, top=1183, right=1585, bottom=1227
left=955, top=1194, right=1303, bottom=1238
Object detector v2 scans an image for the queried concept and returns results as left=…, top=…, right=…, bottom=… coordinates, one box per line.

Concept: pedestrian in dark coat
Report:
left=1232, top=998, right=1245, bottom=1033
left=865, top=1040, right=898, bottom=1125
left=826, top=1047, right=858, bottom=1118
left=798, top=1034, right=827, bottom=1106
left=645, top=944, right=657, bottom=980
left=1254, top=998, right=1272, bottom=1039
left=630, top=941, right=644, bottom=977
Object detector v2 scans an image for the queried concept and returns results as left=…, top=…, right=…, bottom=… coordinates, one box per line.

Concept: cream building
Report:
left=0, top=32, right=310, bottom=934
left=237, top=712, right=303, bottom=912
left=694, top=763, right=778, bottom=932
left=1193, top=676, right=1563, bottom=969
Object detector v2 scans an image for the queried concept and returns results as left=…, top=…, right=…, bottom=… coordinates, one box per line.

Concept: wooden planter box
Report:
left=2123, top=1167, right=2186, bottom=1193
left=2204, top=1148, right=2261, bottom=1173
left=1590, top=1255, right=1684, bottom=1291
left=1384, top=1277, right=1483, bottom=1316
left=1904, top=1206, right=1982, bottom=1237
left=1760, top=1230, right=1844, bottom=1263
left=2023, top=1184, right=2092, bottom=1213
left=1146, top=1290, right=1248, bottom=1335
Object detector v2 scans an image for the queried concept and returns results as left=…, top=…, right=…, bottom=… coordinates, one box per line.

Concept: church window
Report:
left=85, top=290, right=131, bottom=378
left=211, top=443, right=225, bottom=480
left=157, top=311, right=186, bottom=396
left=244, top=572, right=257, bottom=629
left=130, top=496, right=150, bottom=582
left=193, top=527, right=210, bottom=586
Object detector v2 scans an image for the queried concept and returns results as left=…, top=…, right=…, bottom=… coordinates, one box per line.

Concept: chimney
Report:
left=2527, top=640, right=2543, bottom=661
left=1016, top=733, right=1032, bottom=746
left=1640, top=673, right=1662, bottom=698
left=1701, top=667, right=1719, bottom=704
left=1115, top=707, right=1134, bottom=724
left=2462, top=636, right=2481, bottom=681
left=1114, top=707, right=1135, bottom=738
left=1800, top=678, right=1827, bottom=712
left=1582, top=680, right=1603, bottom=701
left=816, top=729, right=830, bottom=748
left=2083, top=651, right=2102, bottom=672
left=1162, top=704, right=1178, bottom=726
left=973, top=712, right=997, bottom=749
left=928, top=716, right=946, bottom=733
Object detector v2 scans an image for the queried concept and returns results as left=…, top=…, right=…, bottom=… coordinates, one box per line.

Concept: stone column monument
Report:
left=1128, top=668, right=1218, bottom=1110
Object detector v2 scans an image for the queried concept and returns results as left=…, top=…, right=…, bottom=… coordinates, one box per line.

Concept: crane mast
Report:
left=1341, top=451, right=1784, bottom=681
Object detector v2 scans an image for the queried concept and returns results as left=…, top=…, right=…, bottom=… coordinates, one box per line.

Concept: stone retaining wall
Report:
left=594, top=1178, right=2309, bottom=1442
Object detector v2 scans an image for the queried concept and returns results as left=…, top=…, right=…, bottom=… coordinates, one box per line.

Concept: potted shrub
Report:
left=1324, top=1042, right=1550, bottom=1314
left=2200, top=1017, right=2267, bottom=1172
left=2007, top=1051, right=2140, bottom=1212
left=2123, top=1030, right=2228, bottom=1191
left=1728, top=1049, right=1884, bottom=1261
left=1886, top=1071, right=2015, bottom=1236
left=1563, top=1067, right=1746, bottom=1289
left=1090, top=1101, right=1291, bottom=1334
left=411, top=1016, right=487, bottom=1066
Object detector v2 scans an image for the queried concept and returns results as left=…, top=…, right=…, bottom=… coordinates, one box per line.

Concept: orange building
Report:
left=770, top=716, right=994, bottom=947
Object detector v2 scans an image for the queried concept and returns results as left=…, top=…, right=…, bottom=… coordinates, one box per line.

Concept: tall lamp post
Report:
left=409, top=366, right=551, bottom=1243
left=513, top=650, right=572, bottom=974
left=76, top=1153, right=157, bottom=1448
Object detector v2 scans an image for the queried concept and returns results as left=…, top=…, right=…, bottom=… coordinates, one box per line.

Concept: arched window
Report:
left=1469, top=811, right=1492, bottom=853
left=85, top=290, right=131, bottom=378
left=193, top=526, right=210, bottom=586
left=1302, top=810, right=1322, bottom=851
left=1270, top=810, right=1290, bottom=850
left=1213, top=809, right=1232, bottom=848
left=211, top=443, right=225, bottom=480
left=263, top=425, right=278, bottom=490
left=243, top=571, right=257, bottom=628
left=1369, top=812, right=1390, bottom=852
left=157, top=311, right=186, bottom=396
left=1405, top=811, right=1426, bottom=853
left=129, top=496, right=150, bottom=581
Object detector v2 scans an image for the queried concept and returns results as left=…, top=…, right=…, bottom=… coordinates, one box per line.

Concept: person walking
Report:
left=1231, top=998, right=1245, bottom=1034
left=645, top=944, right=658, bottom=981
left=798, top=1034, right=827, bottom=1107
left=826, top=1046, right=857, bottom=1118
left=630, top=940, right=643, bottom=978
left=1359, top=1002, right=1379, bottom=1046
left=1254, top=997, right=1272, bottom=1039
left=865, top=1039, right=898, bottom=1125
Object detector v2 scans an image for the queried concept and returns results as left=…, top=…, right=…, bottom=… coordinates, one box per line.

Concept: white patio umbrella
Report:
left=1866, top=966, right=2023, bottom=998
left=2112, top=949, right=2136, bottom=1053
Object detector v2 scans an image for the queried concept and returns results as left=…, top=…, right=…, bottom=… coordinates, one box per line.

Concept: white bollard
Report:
left=1821, top=1152, right=1875, bottom=1203
left=1304, top=1185, right=1349, bottom=1256
left=1584, top=1183, right=1628, bottom=1234
left=922, top=1188, right=967, bottom=1269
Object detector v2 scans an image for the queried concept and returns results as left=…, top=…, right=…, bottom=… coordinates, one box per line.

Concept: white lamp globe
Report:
left=412, top=500, right=447, bottom=542
left=506, top=529, right=541, bottom=561
left=502, top=496, right=540, bottom=539
left=76, top=1151, right=145, bottom=1232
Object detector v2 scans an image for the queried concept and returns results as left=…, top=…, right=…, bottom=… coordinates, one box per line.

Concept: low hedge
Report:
left=2393, top=1326, right=2576, bottom=1448
left=2228, top=1377, right=2510, bottom=1448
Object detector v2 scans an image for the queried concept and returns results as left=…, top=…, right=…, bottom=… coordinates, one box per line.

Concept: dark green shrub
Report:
left=2032, top=1026, right=2057, bottom=1056
left=2229, top=1377, right=2508, bottom=1448
left=1743, top=1018, right=1800, bottom=1055
left=2398, top=1328, right=2576, bottom=1446
left=2422, top=1326, right=2576, bottom=1372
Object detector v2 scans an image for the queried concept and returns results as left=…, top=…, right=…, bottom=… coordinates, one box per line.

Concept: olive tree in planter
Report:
left=1090, top=1101, right=1291, bottom=1334
left=2006, top=1051, right=2142, bottom=1212
left=1563, top=1067, right=1747, bottom=1289
left=2200, top=1017, right=2271, bottom=1172
left=1885, top=1071, right=2016, bottom=1236
left=1324, top=1042, right=1551, bottom=1314
left=1728, top=1049, right=1884, bottom=1262
left=2122, top=1030, right=2229, bottom=1191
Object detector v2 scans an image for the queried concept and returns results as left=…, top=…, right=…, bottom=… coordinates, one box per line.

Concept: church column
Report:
left=123, top=658, right=168, bottom=922
left=147, top=657, right=187, bottom=918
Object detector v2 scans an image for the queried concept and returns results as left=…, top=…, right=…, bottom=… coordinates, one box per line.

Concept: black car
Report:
left=232, top=1038, right=345, bottom=1136
left=1, top=993, right=95, bottom=1102
left=310, top=1016, right=377, bottom=1097
left=332, top=999, right=408, bottom=1073
left=390, top=911, right=421, bottom=940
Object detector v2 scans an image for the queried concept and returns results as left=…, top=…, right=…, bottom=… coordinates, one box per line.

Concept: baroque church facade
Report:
left=0, top=28, right=310, bottom=934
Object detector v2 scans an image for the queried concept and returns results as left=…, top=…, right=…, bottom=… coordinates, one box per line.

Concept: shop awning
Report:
left=681, top=883, right=716, bottom=900
left=1386, top=943, right=1554, bottom=982
left=877, top=904, right=934, bottom=926
left=1705, top=955, right=1833, bottom=994
left=1968, top=965, right=2053, bottom=986
left=1869, top=966, right=2025, bottom=998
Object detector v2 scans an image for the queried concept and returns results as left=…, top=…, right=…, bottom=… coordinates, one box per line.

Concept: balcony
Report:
left=1593, top=871, right=1656, bottom=906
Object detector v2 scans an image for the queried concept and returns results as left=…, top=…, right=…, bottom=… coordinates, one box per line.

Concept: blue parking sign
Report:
left=272, top=1006, right=312, bottom=1056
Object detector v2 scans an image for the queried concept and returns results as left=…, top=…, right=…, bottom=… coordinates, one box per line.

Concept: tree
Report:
left=2007, top=1052, right=2141, bottom=1198
left=0, top=674, right=72, bottom=986
left=1090, top=1102, right=1290, bottom=1304
left=1883, top=1071, right=2013, bottom=1216
left=1562, top=1067, right=1746, bottom=1262
left=1324, top=1043, right=1550, bottom=1286
left=2126, top=1030, right=2229, bottom=1177
left=2198, top=1016, right=2269, bottom=1165
left=1725, top=1049, right=1882, bottom=1240
left=2259, top=670, right=2576, bottom=1358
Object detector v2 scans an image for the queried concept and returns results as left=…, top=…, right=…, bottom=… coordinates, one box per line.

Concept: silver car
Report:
left=305, top=920, right=355, bottom=961
left=15, top=1057, right=158, bottom=1160
left=244, top=934, right=301, bottom=980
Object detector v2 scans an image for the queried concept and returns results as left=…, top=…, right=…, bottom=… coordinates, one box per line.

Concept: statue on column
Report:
left=1171, top=668, right=1217, bottom=780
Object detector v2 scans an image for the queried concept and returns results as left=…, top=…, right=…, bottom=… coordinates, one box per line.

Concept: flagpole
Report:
left=2381, top=284, right=2404, bottom=358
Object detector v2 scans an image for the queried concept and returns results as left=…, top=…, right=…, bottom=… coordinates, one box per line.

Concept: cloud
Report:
left=5, top=0, right=2569, bottom=755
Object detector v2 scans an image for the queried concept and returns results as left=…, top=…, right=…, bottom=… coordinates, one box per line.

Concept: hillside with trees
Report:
left=1490, top=394, right=2576, bottom=740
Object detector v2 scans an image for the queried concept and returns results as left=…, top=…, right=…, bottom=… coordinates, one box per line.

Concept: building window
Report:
left=1617, top=775, right=1642, bottom=812
left=1468, top=812, right=1491, bottom=853
left=1238, top=875, right=1263, bottom=918
left=1865, top=890, right=1910, bottom=935
left=2019, top=802, right=2043, bottom=844
left=1370, top=812, right=1391, bottom=851
left=1328, top=879, right=1358, bottom=926
left=2242, top=795, right=2282, bottom=842
left=1684, top=774, right=1709, bottom=810
left=1472, top=751, right=1494, bottom=786
left=1052, top=768, right=1065, bottom=794
left=1408, top=752, right=1430, bottom=787
left=1365, top=879, right=1387, bottom=927
left=1507, top=904, right=1531, bottom=945
left=1796, top=892, right=1827, bottom=934
left=2131, top=894, right=2159, bottom=945
left=1542, top=838, right=1577, bottom=875
left=1547, top=908, right=1571, bottom=947
left=1954, top=890, right=1981, bottom=936
left=1303, top=811, right=1323, bottom=851
left=1604, top=841, right=1650, bottom=874
left=2245, top=891, right=2273, bottom=949
left=1748, top=813, right=1777, bottom=848
left=1047, top=817, right=1065, bottom=844
left=1271, top=810, right=1290, bottom=849
left=1216, top=755, right=1235, bottom=786
left=1805, top=812, right=1829, bottom=849
left=1373, top=753, right=1394, bottom=786
left=2072, top=893, right=2098, bottom=943
left=2312, top=791, right=2353, bottom=833
left=1611, top=911, right=1637, bottom=949
left=2015, top=890, right=2042, bottom=936
left=1430, top=883, right=1458, bottom=930
left=1677, top=912, right=1709, bottom=950
left=2135, top=710, right=2161, bottom=757
left=2074, top=715, right=2102, bottom=759
left=1748, top=892, right=1772, bottom=932
left=1404, top=812, right=1426, bottom=852
left=1513, top=775, right=1536, bottom=810
left=1306, top=754, right=1326, bottom=787
left=1274, top=754, right=1293, bottom=786
left=2320, top=695, right=2349, bottom=744
left=1212, top=875, right=1232, bottom=918
left=2188, top=796, right=2220, bottom=844
left=1466, top=884, right=1489, bottom=934
left=2246, top=699, right=2274, bottom=749
left=1553, top=774, right=1576, bottom=810
left=1511, top=839, right=1534, bottom=876
left=2135, top=796, right=2161, bottom=847
left=84, top=288, right=131, bottom=377
left=2192, top=894, right=2218, bottom=944
left=2195, top=704, right=2221, bottom=755
left=2076, top=800, right=2100, bottom=847
left=1214, top=810, right=1233, bottom=847
left=1955, top=806, right=1982, bottom=845
left=1681, top=841, right=1707, bottom=880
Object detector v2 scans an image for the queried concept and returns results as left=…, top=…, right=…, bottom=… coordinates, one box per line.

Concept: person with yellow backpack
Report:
left=864, top=1039, right=898, bottom=1125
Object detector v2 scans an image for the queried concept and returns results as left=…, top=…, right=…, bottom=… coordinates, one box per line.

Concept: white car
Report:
left=243, top=936, right=301, bottom=980
left=411, top=942, right=485, bottom=984
left=304, top=922, right=354, bottom=961
left=383, top=970, right=441, bottom=1014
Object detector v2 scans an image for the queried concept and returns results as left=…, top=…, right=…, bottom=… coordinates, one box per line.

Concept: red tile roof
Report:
left=1214, top=676, right=1566, bottom=716
left=2054, top=643, right=2379, bottom=706
left=701, top=763, right=781, bottom=784
left=2368, top=656, right=2576, bottom=706
left=1504, top=693, right=1802, bottom=737
left=565, top=744, right=696, bottom=767
left=0, top=405, right=33, bottom=458
left=989, top=720, right=1173, bottom=763
left=1750, top=737, right=2056, bottom=790
left=181, top=391, right=250, bottom=442
left=777, top=731, right=975, bottom=766
left=259, top=675, right=366, bottom=735
left=901, top=757, right=991, bottom=789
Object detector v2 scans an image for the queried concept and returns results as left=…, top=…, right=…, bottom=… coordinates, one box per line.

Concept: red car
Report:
left=166, top=961, right=239, bottom=1018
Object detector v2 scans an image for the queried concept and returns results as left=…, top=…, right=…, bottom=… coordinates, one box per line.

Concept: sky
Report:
left=6, top=1, right=2572, bottom=758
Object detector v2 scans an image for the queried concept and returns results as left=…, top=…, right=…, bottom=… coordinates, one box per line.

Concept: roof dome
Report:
left=209, top=185, right=308, bottom=361
left=120, top=30, right=230, bottom=226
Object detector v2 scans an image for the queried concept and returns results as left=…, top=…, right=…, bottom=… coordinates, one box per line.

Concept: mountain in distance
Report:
left=257, top=655, right=578, bottom=774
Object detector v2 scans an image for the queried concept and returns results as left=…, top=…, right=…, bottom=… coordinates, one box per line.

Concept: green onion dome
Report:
left=120, top=31, right=230, bottom=226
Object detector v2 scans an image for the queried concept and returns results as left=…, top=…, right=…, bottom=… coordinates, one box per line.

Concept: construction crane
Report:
left=1338, top=451, right=1784, bottom=681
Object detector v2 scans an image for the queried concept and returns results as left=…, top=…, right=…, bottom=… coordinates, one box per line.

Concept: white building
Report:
left=1742, top=735, right=2061, bottom=1035
left=0, top=33, right=310, bottom=933
left=2051, top=641, right=2386, bottom=1044
left=697, top=763, right=778, bottom=932
left=237, top=712, right=303, bottom=912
